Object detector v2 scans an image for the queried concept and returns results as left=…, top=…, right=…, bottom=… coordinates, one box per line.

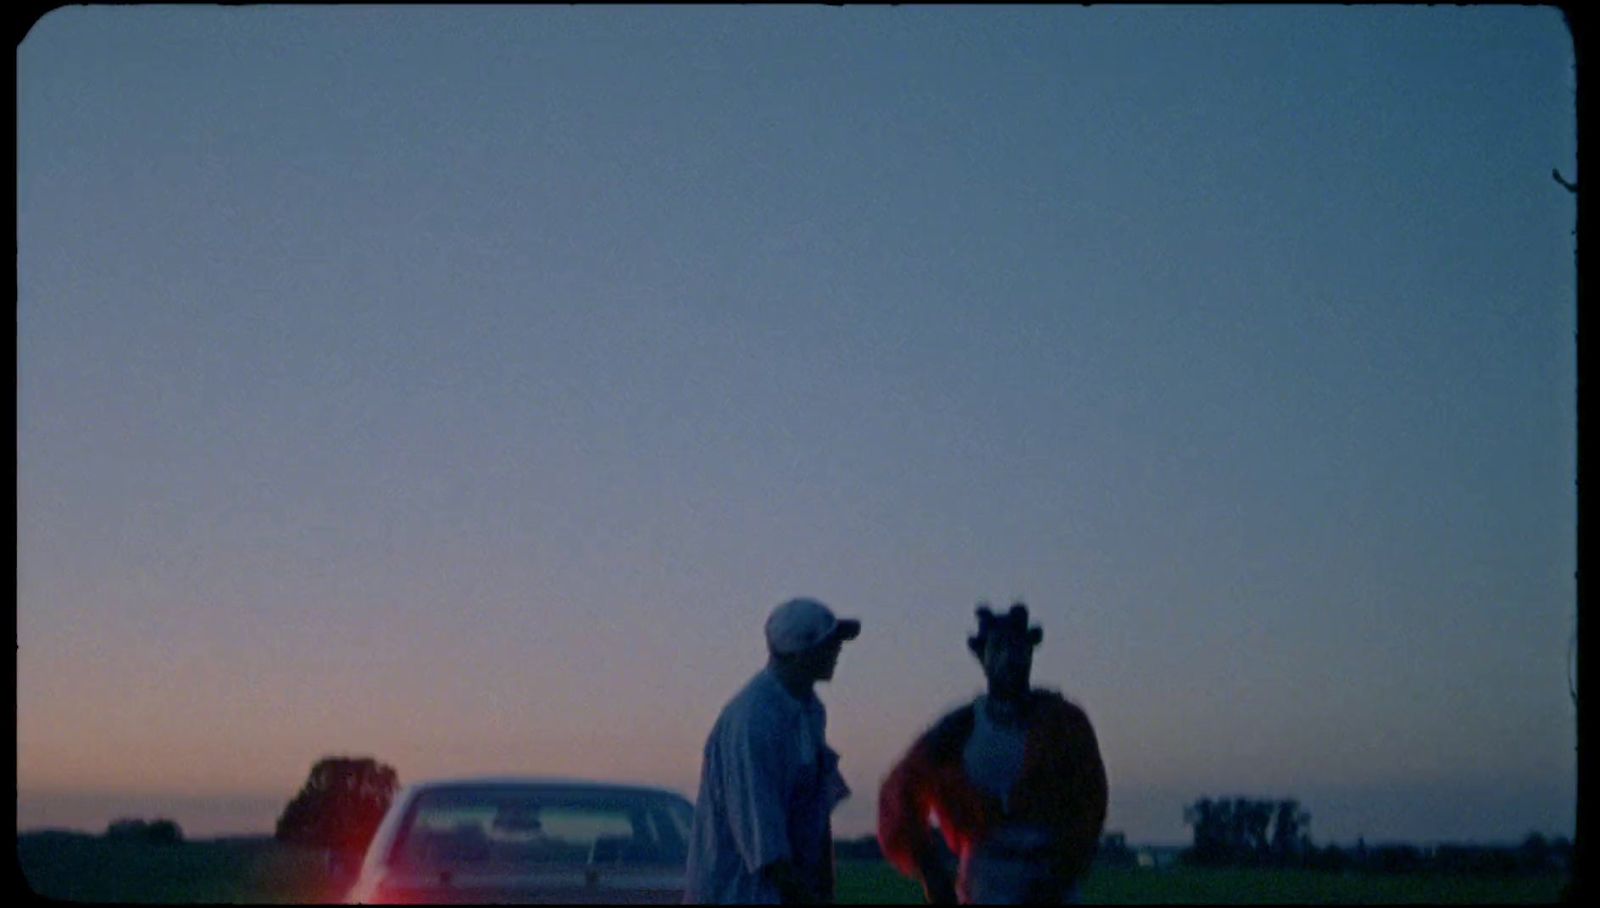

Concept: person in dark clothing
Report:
left=878, top=603, right=1108, bottom=904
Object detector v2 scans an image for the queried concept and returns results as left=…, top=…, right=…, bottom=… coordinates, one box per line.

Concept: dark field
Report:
left=17, top=833, right=341, bottom=903
left=18, top=833, right=1567, bottom=904
left=837, top=860, right=1568, bottom=904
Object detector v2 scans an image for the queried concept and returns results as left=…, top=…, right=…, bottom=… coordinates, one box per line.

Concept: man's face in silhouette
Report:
left=781, top=634, right=845, bottom=683
left=803, top=635, right=845, bottom=682
left=980, top=630, right=1032, bottom=699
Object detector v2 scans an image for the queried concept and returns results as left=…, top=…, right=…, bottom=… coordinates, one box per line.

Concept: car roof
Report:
left=399, top=776, right=692, bottom=802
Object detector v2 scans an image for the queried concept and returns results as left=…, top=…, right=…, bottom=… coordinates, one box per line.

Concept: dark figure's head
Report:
left=766, top=597, right=861, bottom=683
left=969, top=602, right=1042, bottom=700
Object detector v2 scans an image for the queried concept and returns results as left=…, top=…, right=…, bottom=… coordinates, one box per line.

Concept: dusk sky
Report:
left=18, top=6, right=1576, bottom=846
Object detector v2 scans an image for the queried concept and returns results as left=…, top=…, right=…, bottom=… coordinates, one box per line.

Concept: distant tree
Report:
left=105, top=817, right=184, bottom=845
left=275, top=756, right=399, bottom=865
left=1238, top=799, right=1271, bottom=862
left=1518, top=832, right=1555, bottom=873
left=106, top=818, right=146, bottom=839
left=146, top=819, right=184, bottom=845
left=1182, top=798, right=1229, bottom=865
left=1097, top=831, right=1136, bottom=868
left=1184, top=797, right=1313, bottom=867
left=1270, top=800, right=1311, bottom=863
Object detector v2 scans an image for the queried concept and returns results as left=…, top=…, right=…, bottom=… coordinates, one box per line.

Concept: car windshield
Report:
left=387, top=785, right=693, bottom=872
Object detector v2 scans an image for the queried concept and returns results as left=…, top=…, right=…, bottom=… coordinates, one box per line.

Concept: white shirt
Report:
left=957, top=695, right=1074, bottom=904
left=684, top=667, right=850, bottom=904
left=963, top=695, right=1028, bottom=813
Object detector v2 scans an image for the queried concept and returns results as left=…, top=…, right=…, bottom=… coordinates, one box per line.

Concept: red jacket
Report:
left=877, top=689, right=1108, bottom=886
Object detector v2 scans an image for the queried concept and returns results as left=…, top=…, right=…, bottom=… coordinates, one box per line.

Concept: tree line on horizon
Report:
left=1174, top=795, right=1570, bottom=877
left=89, top=754, right=1569, bottom=882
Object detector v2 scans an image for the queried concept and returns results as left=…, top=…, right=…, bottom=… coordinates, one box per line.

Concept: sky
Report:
left=16, top=6, right=1577, bottom=846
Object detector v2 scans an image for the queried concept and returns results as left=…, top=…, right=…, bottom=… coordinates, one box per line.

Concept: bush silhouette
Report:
left=275, top=756, right=399, bottom=863
left=105, top=817, right=184, bottom=845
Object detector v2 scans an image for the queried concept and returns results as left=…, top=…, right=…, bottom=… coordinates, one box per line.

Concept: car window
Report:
left=389, top=787, right=691, bottom=870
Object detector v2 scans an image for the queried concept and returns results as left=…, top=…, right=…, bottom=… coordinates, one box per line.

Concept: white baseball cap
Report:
left=765, top=598, right=861, bottom=655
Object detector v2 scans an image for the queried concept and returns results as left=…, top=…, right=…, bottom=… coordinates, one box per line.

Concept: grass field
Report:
left=835, top=861, right=1568, bottom=904
left=17, top=833, right=340, bottom=904
left=18, top=834, right=1568, bottom=904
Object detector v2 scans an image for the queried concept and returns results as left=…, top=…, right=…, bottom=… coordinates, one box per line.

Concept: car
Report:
left=345, top=777, right=695, bottom=905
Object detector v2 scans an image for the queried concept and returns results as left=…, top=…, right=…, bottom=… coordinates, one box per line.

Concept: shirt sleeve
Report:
left=1050, top=702, right=1109, bottom=883
left=720, top=704, right=794, bottom=874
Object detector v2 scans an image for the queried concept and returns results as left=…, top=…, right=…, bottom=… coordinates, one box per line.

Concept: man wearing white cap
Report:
left=684, top=598, right=861, bottom=904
